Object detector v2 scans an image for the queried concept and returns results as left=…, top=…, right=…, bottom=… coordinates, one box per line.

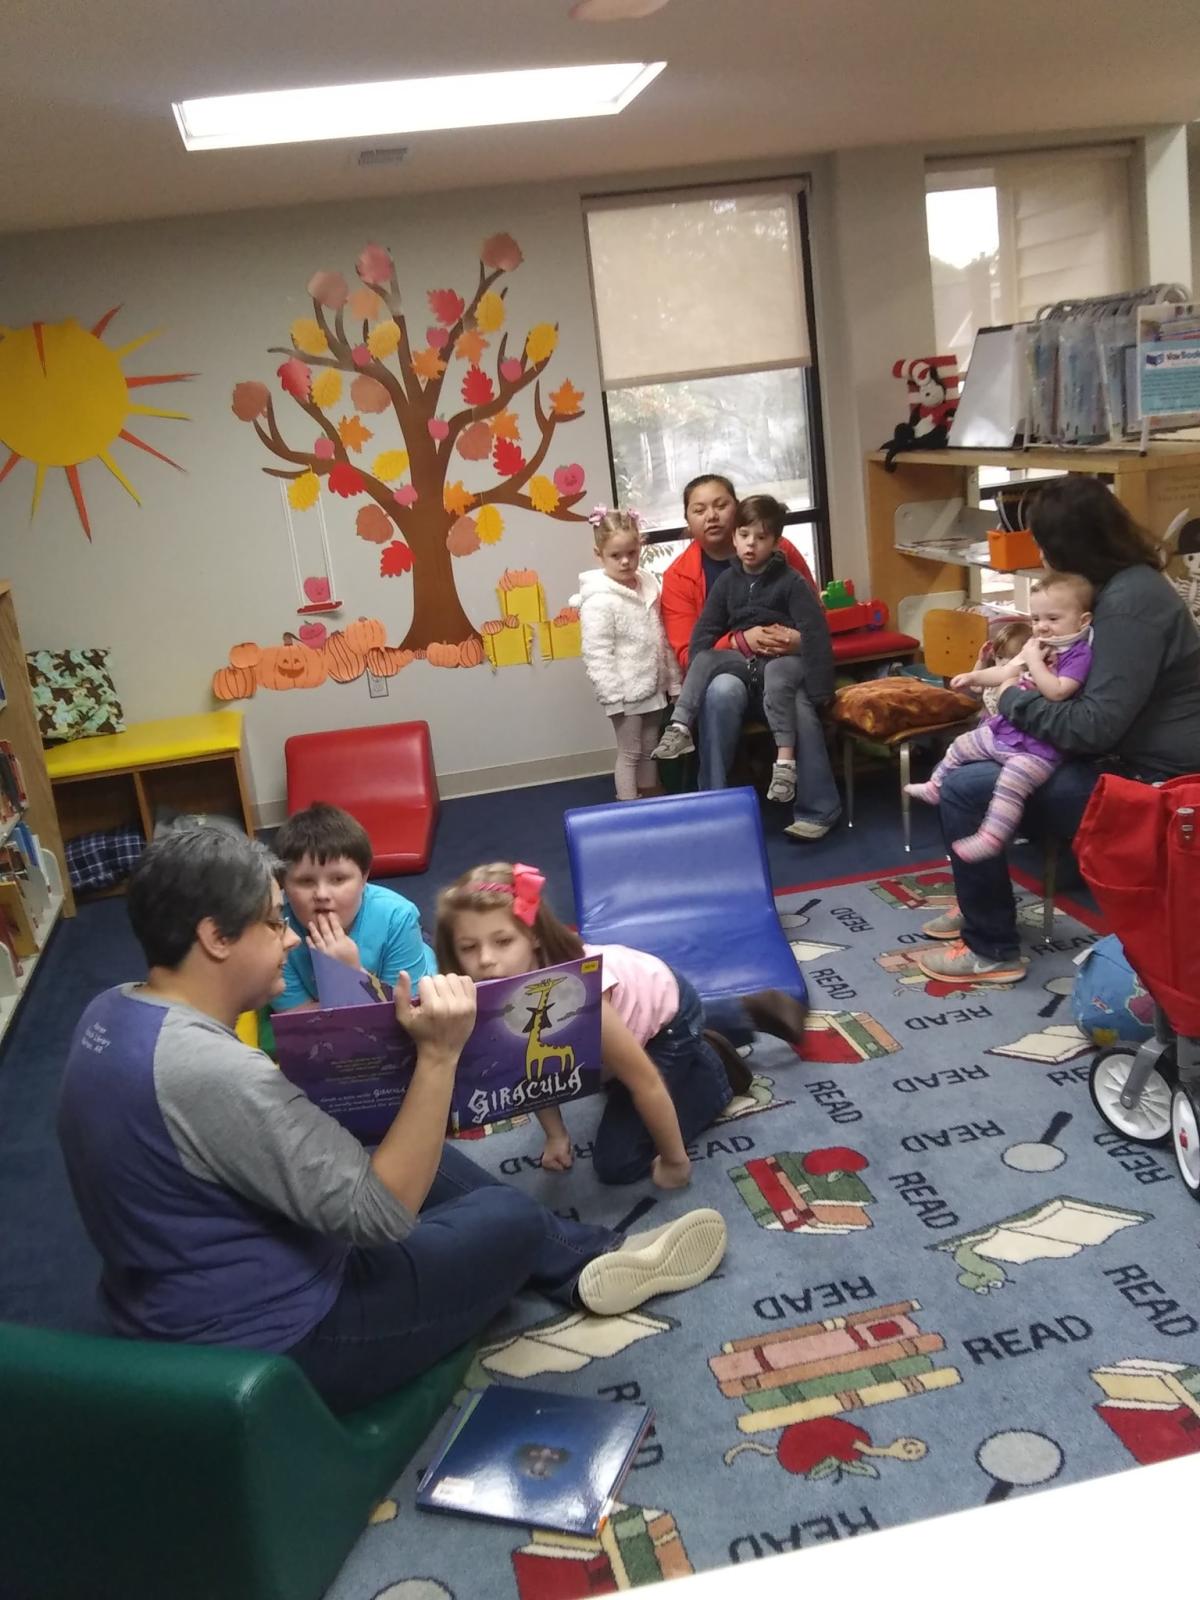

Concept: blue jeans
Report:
left=287, top=1144, right=618, bottom=1412
left=940, top=758, right=1104, bottom=960
left=592, top=974, right=752, bottom=1185
left=697, top=673, right=841, bottom=827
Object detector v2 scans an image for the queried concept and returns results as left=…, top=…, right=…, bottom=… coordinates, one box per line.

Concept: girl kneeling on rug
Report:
left=435, top=863, right=806, bottom=1188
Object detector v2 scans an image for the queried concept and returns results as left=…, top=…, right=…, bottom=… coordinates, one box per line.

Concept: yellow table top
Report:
left=45, top=711, right=244, bottom=779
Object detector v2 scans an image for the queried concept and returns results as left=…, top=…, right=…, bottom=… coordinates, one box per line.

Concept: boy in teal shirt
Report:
left=270, top=802, right=436, bottom=1011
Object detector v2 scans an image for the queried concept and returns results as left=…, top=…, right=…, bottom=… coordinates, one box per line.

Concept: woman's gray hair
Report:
left=127, top=827, right=285, bottom=970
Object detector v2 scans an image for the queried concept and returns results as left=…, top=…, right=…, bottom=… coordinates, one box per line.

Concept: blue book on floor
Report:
left=416, top=1385, right=653, bottom=1536
left=273, top=955, right=604, bottom=1141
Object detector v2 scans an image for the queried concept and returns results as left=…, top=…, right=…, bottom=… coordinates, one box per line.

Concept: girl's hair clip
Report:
left=587, top=504, right=609, bottom=527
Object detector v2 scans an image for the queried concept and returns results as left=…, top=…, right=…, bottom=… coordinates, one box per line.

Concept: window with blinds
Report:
left=583, top=184, right=828, bottom=579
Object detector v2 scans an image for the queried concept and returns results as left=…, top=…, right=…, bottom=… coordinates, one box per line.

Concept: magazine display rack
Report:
left=0, top=583, right=74, bottom=1047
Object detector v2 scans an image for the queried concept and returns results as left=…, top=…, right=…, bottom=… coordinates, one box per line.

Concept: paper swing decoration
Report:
left=279, top=481, right=342, bottom=615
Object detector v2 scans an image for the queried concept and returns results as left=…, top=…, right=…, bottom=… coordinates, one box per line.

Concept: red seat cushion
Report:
left=831, top=627, right=920, bottom=662
left=284, top=721, right=438, bottom=876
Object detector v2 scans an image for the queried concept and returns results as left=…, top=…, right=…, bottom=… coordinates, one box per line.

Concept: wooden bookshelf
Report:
left=0, top=584, right=74, bottom=1045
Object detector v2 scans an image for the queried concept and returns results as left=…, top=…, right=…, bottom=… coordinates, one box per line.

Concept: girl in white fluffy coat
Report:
left=576, top=508, right=681, bottom=800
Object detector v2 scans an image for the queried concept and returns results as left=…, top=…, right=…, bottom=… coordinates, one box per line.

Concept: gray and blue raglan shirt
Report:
left=56, top=985, right=416, bottom=1350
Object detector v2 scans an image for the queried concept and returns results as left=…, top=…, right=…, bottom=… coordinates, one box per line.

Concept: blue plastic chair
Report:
left=564, top=788, right=806, bottom=1005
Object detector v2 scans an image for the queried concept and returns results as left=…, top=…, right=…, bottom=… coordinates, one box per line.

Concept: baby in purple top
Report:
left=906, top=573, right=1095, bottom=861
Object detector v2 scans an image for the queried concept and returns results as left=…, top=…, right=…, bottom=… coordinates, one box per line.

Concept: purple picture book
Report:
left=273, top=955, right=604, bottom=1141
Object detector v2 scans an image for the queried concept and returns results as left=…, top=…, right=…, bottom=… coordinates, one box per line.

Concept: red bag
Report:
left=1075, top=773, right=1200, bottom=1035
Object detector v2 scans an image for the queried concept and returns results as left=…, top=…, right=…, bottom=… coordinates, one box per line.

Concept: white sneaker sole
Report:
left=578, top=1209, right=727, bottom=1316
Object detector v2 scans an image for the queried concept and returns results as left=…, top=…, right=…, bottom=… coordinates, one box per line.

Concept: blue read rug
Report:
left=325, top=863, right=1198, bottom=1600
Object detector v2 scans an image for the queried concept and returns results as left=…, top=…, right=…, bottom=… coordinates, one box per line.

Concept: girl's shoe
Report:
left=767, top=762, right=797, bottom=803
left=651, top=723, right=695, bottom=761
left=921, top=905, right=963, bottom=939
left=743, top=989, right=808, bottom=1045
left=578, top=1209, right=727, bottom=1316
left=915, top=940, right=1027, bottom=985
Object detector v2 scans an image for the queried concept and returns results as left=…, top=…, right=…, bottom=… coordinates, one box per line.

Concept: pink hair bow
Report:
left=510, top=862, right=545, bottom=926
left=587, top=504, right=610, bottom=527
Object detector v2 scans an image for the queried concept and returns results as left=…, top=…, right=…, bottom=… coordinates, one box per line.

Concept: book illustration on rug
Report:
left=709, top=1299, right=963, bottom=1435
left=510, top=1502, right=692, bottom=1597
left=729, top=1147, right=874, bottom=1233
left=1002, top=1110, right=1072, bottom=1173
left=724, top=1416, right=928, bottom=1484
left=417, top=1385, right=652, bottom=1537
left=930, top=1196, right=1150, bottom=1295
left=1091, top=1358, right=1200, bottom=1465
left=870, top=870, right=956, bottom=911
left=975, top=1429, right=1065, bottom=1501
left=478, top=1309, right=677, bottom=1382
left=987, top=1023, right=1092, bottom=1065
left=273, top=955, right=603, bottom=1141
left=876, top=944, right=1019, bottom=999
left=799, top=1010, right=900, bottom=1063
left=449, top=1113, right=531, bottom=1141
left=789, top=937, right=848, bottom=963
left=715, top=1072, right=795, bottom=1125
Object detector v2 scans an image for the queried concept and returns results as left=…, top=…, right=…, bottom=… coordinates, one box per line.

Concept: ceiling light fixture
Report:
left=570, top=0, right=671, bottom=19
left=173, top=61, right=666, bottom=152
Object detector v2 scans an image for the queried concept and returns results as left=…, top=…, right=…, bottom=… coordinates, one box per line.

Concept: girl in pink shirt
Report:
left=436, top=862, right=805, bottom=1188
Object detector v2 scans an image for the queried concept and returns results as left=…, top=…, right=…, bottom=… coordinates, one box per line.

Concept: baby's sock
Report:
left=952, top=828, right=1005, bottom=863
left=904, top=779, right=941, bottom=805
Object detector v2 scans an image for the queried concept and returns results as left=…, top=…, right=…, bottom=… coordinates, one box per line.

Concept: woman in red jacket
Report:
left=660, top=475, right=838, bottom=839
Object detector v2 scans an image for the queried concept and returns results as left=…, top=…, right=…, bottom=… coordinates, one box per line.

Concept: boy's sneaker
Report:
left=915, top=940, right=1027, bottom=985
left=784, top=818, right=834, bottom=841
left=651, top=723, right=695, bottom=761
left=921, top=905, right=964, bottom=940
left=578, top=1209, right=727, bottom=1316
left=766, top=762, right=797, bottom=803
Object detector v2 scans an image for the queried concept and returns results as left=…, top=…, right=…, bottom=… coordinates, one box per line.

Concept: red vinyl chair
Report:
left=284, top=721, right=439, bottom=875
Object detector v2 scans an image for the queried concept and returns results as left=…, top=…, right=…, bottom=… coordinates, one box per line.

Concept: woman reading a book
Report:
left=915, top=476, right=1200, bottom=988
left=55, top=828, right=728, bottom=1414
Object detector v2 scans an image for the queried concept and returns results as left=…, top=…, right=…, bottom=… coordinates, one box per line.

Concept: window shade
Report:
left=585, top=190, right=811, bottom=390
left=1001, top=157, right=1132, bottom=322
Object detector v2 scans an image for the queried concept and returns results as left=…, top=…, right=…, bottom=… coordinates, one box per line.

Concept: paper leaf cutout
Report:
left=475, top=291, right=506, bottom=334
left=337, top=415, right=373, bottom=453
left=311, top=369, right=342, bottom=408
left=288, top=471, right=320, bottom=510
left=444, top=480, right=475, bottom=517
left=368, top=322, right=402, bottom=360
left=455, top=329, right=488, bottom=363
left=476, top=504, right=504, bottom=544
left=550, top=378, right=584, bottom=417
left=308, top=270, right=349, bottom=309
left=356, top=504, right=394, bottom=544
left=490, top=409, right=520, bottom=441
left=291, top=317, right=329, bottom=356
left=351, top=375, right=391, bottom=414
left=352, top=344, right=372, bottom=368
left=500, top=357, right=523, bottom=383
left=481, top=233, right=523, bottom=273
left=348, top=286, right=385, bottom=323
left=525, top=323, right=558, bottom=365
left=457, top=420, right=492, bottom=461
left=428, top=288, right=466, bottom=326
left=313, top=438, right=335, bottom=460
left=393, top=484, right=418, bottom=507
left=553, top=463, right=585, bottom=496
left=357, top=242, right=394, bottom=287
left=411, top=347, right=446, bottom=381
left=373, top=449, right=410, bottom=482
left=426, top=325, right=450, bottom=351
left=277, top=358, right=312, bottom=401
left=328, top=462, right=365, bottom=498
left=381, top=540, right=414, bottom=576
left=231, top=381, right=269, bottom=421
left=492, top=437, right=525, bottom=477
left=529, top=475, right=560, bottom=514
left=462, top=365, right=494, bottom=406
left=446, top=515, right=480, bottom=557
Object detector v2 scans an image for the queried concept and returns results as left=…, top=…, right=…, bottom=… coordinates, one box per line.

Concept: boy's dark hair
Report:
left=128, top=828, right=283, bottom=970
left=1176, top=518, right=1200, bottom=557
left=682, top=474, right=737, bottom=515
left=1029, top=476, right=1161, bottom=587
left=272, top=802, right=373, bottom=874
left=736, top=494, right=788, bottom=538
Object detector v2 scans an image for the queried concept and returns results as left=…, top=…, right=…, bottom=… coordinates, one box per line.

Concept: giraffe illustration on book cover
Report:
left=709, top=1299, right=961, bottom=1450
left=729, top=1147, right=875, bottom=1233
left=930, top=1197, right=1149, bottom=1294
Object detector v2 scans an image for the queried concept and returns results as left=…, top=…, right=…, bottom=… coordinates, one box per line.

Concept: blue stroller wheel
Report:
left=1171, top=1087, right=1200, bottom=1199
left=1089, top=1046, right=1172, bottom=1146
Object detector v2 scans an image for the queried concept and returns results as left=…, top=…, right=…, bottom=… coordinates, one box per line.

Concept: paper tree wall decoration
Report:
left=0, top=310, right=193, bottom=539
left=232, top=235, right=589, bottom=654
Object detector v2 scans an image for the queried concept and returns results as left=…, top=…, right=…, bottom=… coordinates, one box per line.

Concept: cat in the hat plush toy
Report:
left=882, top=356, right=960, bottom=470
